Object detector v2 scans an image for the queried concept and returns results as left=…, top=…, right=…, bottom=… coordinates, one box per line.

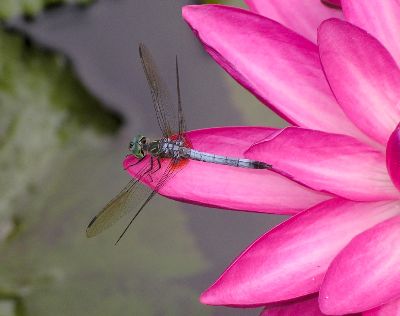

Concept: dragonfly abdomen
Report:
left=157, top=139, right=271, bottom=169
left=187, top=149, right=271, bottom=169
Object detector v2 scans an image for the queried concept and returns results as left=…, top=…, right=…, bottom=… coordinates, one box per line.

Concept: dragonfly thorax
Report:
left=157, top=138, right=186, bottom=159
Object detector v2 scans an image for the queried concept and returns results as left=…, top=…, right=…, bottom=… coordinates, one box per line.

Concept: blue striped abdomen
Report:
left=187, top=149, right=271, bottom=169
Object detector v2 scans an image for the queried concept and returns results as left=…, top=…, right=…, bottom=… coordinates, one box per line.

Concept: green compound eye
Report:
left=130, top=135, right=146, bottom=159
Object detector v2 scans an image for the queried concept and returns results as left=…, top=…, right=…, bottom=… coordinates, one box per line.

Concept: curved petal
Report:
left=364, top=299, right=400, bottom=316
left=124, top=127, right=330, bottom=214
left=244, top=0, right=343, bottom=43
left=200, top=199, right=400, bottom=306
left=260, top=295, right=324, bottom=316
left=182, top=5, right=371, bottom=143
left=386, top=124, right=400, bottom=191
left=320, top=215, right=400, bottom=315
left=245, top=127, right=398, bottom=201
left=318, top=19, right=400, bottom=145
left=342, top=0, right=400, bottom=66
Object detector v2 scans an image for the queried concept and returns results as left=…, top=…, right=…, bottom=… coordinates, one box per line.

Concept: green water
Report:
left=0, top=24, right=209, bottom=316
left=0, top=0, right=94, bottom=20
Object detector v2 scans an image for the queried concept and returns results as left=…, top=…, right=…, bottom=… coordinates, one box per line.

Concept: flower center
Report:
left=386, top=123, right=400, bottom=191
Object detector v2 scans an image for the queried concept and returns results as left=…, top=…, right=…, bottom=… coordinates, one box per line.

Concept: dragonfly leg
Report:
left=150, top=157, right=162, bottom=175
left=147, top=157, right=154, bottom=182
left=124, top=155, right=146, bottom=170
left=156, top=157, right=162, bottom=171
left=131, top=156, right=147, bottom=165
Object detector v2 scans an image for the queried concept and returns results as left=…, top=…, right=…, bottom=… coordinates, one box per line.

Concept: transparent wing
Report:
left=175, top=55, right=186, bottom=137
left=114, top=157, right=182, bottom=244
left=87, top=157, right=183, bottom=240
left=139, top=43, right=187, bottom=138
left=86, top=165, right=152, bottom=238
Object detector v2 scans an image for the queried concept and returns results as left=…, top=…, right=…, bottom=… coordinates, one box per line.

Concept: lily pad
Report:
left=0, top=0, right=94, bottom=21
left=0, top=28, right=120, bottom=221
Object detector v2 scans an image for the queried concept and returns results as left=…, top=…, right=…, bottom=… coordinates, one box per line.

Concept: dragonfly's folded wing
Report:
left=86, top=157, right=181, bottom=242
left=86, top=178, right=153, bottom=238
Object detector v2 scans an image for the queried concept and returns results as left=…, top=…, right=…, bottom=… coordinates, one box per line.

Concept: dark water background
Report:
left=6, top=1, right=288, bottom=315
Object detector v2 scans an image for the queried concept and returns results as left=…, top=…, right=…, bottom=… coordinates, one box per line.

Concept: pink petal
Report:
left=244, top=0, right=343, bottom=43
left=182, top=5, right=371, bottom=143
left=320, top=214, right=400, bottom=314
left=200, top=199, right=400, bottom=306
left=246, top=127, right=398, bottom=201
left=260, top=295, right=325, bottom=316
left=364, top=299, right=400, bottom=316
left=124, top=127, right=330, bottom=214
left=386, top=124, right=400, bottom=192
left=342, top=0, right=400, bottom=66
left=318, top=19, right=400, bottom=145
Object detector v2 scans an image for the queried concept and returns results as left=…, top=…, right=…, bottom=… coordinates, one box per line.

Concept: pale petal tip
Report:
left=318, top=294, right=333, bottom=315
left=122, top=155, right=131, bottom=169
left=199, top=287, right=218, bottom=305
left=182, top=5, right=206, bottom=27
left=317, top=17, right=342, bottom=37
left=318, top=292, right=352, bottom=315
left=182, top=4, right=194, bottom=17
left=182, top=4, right=218, bottom=19
left=200, top=281, right=231, bottom=306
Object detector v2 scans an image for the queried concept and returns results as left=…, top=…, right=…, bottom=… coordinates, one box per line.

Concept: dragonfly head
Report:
left=129, top=135, right=147, bottom=159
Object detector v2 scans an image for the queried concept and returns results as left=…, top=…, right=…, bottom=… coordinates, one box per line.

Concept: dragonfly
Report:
left=86, top=43, right=272, bottom=244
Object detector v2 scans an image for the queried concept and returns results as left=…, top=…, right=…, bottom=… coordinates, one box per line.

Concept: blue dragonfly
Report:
left=86, top=44, right=271, bottom=243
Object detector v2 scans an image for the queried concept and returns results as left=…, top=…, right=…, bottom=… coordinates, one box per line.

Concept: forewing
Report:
left=86, top=177, right=152, bottom=238
left=139, top=43, right=183, bottom=137
left=175, top=55, right=187, bottom=137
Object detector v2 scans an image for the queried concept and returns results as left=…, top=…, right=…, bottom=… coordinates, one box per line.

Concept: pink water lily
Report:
left=124, top=1, right=400, bottom=315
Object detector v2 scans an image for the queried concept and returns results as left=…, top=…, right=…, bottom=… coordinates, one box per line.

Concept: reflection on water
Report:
left=1, top=1, right=287, bottom=315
